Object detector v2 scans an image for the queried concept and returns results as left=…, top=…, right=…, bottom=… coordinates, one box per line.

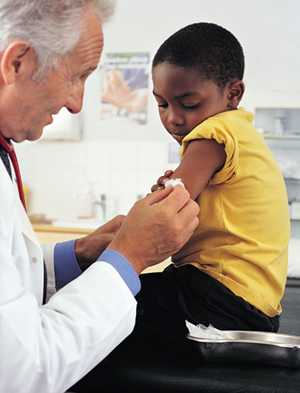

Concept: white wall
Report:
left=16, top=0, right=300, bottom=221
left=103, top=0, right=300, bottom=111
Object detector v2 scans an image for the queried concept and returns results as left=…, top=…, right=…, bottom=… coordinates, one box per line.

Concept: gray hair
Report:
left=0, top=0, right=116, bottom=78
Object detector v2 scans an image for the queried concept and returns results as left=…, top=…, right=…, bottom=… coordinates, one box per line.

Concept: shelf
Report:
left=264, top=135, right=300, bottom=149
left=264, top=135, right=300, bottom=140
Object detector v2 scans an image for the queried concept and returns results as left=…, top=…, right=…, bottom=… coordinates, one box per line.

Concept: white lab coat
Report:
left=0, top=161, right=137, bottom=393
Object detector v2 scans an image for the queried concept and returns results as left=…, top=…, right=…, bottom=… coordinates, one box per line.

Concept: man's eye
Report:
left=80, top=73, right=89, bottom=81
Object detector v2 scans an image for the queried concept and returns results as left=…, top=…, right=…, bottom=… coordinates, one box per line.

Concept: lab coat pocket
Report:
left=16, top=199, right=44, bottom=303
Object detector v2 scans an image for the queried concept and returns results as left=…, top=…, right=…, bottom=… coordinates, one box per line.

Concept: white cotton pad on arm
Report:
left=164, top=178, right=185, bottom=189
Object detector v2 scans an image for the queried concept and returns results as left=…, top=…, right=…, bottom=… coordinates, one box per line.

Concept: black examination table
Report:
left=71, top=278, right=300, bottom=393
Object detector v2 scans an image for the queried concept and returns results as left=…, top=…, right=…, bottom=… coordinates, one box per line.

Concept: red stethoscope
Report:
left=0, top=133, right=26, bottom=210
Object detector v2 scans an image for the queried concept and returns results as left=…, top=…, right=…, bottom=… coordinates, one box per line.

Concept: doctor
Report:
left=0, top=1, right=199, bottom=392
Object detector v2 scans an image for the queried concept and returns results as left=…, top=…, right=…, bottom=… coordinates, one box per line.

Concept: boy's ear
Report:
left=0, top=41, right=34, bottom=85
left=227, top=80, right=245, bottom=109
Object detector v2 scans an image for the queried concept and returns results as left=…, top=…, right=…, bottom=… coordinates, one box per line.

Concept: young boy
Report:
left=91, top=23, right=289, bottom=382
left=101, top=25, right=290, bottom=372
left=138, top=22, right=290, bottom=339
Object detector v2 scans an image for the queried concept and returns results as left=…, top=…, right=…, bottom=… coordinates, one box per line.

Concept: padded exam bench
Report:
left=71, top=339, right=300, bottom=393
left=71, top=278, right=300, bottom=393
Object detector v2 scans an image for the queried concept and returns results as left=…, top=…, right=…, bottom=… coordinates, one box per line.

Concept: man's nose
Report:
left=66, top=84, right=84, bottom=114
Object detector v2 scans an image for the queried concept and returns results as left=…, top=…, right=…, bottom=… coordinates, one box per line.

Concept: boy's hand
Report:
left=75, top=215, right=125, bottom=270
left=151, top=169, right=174, bottom=192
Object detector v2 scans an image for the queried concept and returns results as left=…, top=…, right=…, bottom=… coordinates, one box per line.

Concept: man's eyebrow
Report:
left=85, top=66, right=97, bottom=74
left=78, top=66, right=97, bottom=77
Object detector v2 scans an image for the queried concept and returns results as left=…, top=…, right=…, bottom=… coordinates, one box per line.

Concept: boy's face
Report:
left=152, top=62, right=232, bottom=144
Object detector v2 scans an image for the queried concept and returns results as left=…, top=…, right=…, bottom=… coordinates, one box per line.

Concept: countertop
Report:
left=32, top=223, right=93, bottom=235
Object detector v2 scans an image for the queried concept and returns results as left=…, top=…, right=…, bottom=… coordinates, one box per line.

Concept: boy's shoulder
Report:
left=207, top=108, right=253, bottom=124
left=189, top=108, right=254, bottom=138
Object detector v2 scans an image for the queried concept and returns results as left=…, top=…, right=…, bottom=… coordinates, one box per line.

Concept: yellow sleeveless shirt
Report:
left=173, top=108, right=290, bottom=317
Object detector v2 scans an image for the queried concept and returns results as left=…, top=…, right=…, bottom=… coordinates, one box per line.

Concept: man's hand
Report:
left=109, top=186, right=199, bottom=273
left=75, top=215, right=125, bottom=270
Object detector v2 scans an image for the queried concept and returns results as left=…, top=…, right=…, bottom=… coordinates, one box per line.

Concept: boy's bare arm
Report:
left=154, top=139, right=226, bottom=200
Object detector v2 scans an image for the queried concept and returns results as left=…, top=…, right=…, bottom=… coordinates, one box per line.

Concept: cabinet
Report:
left=291, top=219, right=300, bottom=239
left=264, top=136, right=300, bottom=239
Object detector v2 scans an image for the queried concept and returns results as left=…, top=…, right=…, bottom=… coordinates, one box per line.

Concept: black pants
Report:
left=71, top=264, right=279, bottom=391
left=136, top=264, right=278, bottom=335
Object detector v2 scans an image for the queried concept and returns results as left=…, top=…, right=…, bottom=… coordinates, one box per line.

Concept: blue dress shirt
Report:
left=54, top=240, right=141, bottom=296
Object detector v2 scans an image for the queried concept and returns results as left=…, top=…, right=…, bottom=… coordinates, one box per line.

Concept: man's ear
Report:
left=227, top=80, right=245, bottom=109
left=0, top=41, right=35, bottom=85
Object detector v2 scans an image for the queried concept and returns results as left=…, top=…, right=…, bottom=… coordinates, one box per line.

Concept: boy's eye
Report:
left=158, top=102, right=168, bottom=108
left=182, top=103, right=200, bottom=109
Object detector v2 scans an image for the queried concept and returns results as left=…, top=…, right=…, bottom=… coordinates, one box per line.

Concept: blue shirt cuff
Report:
left=54, top=240, right=81, bottom=290
left=98, top=249, right=141, bottom=296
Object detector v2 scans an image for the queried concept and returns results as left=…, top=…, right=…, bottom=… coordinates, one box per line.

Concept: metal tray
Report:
left=187, top=330, right=300, bottom=368
left=188, top=330, right=300, bottom=348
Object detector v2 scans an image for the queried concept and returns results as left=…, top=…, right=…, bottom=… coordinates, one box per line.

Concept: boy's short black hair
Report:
left=152, top=22, right=244, bottom=88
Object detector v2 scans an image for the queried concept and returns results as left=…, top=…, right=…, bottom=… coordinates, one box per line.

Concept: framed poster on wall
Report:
left=100, top=52, right=150, bottom=125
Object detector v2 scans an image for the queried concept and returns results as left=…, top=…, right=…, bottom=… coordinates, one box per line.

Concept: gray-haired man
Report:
left=0, top=1, right=199, bottom=392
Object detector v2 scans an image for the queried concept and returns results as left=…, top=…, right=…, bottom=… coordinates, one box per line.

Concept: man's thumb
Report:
left=145, top=187, right=173, bottom=205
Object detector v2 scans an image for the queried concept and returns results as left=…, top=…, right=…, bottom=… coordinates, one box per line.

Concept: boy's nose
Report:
left=168, top=109, right=185, bottom=127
